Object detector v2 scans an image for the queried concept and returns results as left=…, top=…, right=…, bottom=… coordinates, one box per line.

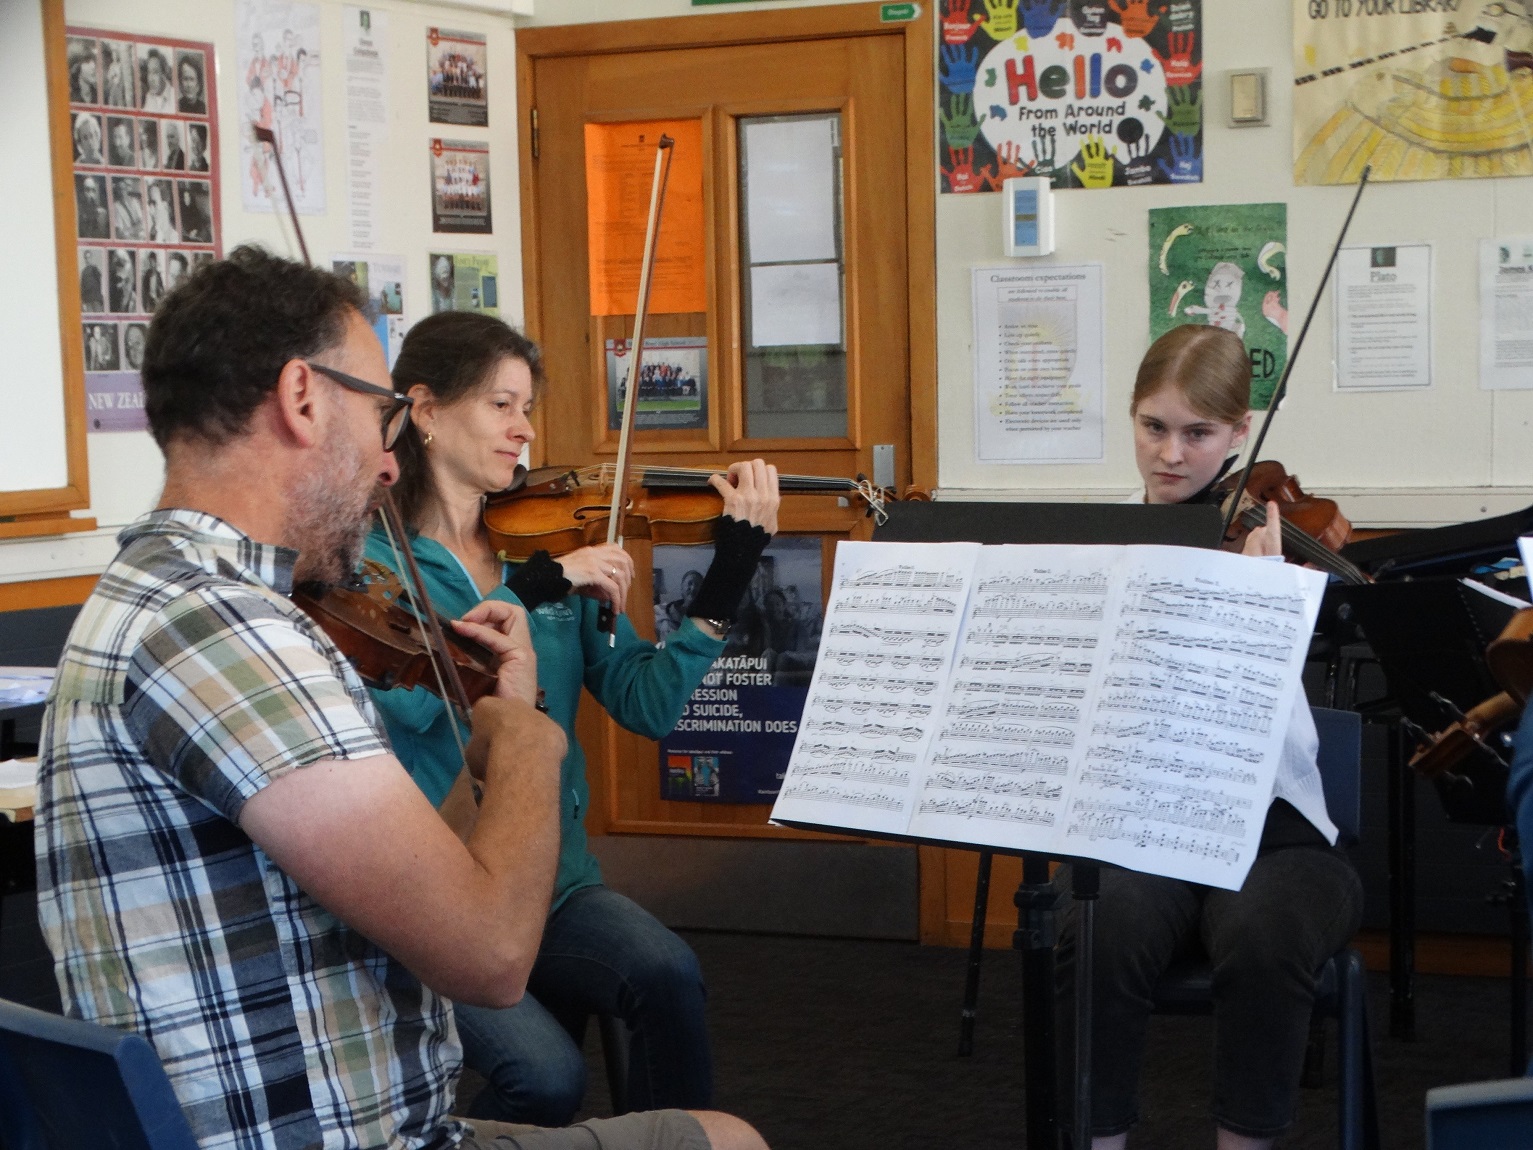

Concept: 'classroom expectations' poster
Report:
left=938, top=0, right=1203, bottom=192
left=1148, top=203, right=1288, bottom=410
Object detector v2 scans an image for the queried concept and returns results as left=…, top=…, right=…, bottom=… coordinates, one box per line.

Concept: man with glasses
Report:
left=36, top=246, right=765, bottom=1150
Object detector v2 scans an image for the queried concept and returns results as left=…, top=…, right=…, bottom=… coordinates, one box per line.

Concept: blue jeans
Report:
left=454, top=886, right=712, bottom=1125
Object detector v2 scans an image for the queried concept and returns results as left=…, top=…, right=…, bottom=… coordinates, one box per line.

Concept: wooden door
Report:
left=516, top=5, right=936, bottom=841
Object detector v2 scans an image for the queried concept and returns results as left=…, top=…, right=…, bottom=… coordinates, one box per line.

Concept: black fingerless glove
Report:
left=505, top=549, right=573, bottom=611
left=688, top=515, right=771, bottom=624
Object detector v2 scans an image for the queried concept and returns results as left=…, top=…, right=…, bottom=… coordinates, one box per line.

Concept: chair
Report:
left=1149, top=706, right=1380, bottom=1150
left=0, top=995, right=198, bottom=1150
left=1426, top=1078, right=1533, bottom=1148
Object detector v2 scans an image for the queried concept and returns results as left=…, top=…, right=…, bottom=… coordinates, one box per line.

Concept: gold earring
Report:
left=423, top=432, right=434, bottom=447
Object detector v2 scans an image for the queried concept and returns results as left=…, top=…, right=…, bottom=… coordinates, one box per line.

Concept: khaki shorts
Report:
left=460, top=1112, right=710, bottom=1150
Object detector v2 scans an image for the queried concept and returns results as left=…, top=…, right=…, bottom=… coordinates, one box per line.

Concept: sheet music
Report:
left=772, top=541, right=1326, bottom=889
left=769, top=540, right=980, bottom=836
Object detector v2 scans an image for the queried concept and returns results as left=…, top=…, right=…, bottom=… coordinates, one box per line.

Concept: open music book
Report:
left=769, top=541, right=1328, bottom=890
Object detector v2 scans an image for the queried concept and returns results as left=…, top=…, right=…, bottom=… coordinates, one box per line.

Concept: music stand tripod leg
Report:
left=1014, top=853, right=1059, bottom=1148
left=958, top=850, right=994, bottom=1057
left=1073, top=863, right=1101, bottom=1150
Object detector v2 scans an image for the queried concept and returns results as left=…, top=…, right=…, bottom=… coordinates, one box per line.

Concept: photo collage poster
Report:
left=938, top=0, right=1203, bottom=192
left=426, top=27, right=488, bottom=127
left=429, top=137, right=492, bottom=233
left=69, top=27, right=220, bottom=432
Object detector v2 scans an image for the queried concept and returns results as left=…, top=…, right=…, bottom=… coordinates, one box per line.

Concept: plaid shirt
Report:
left=36, top=510, right=464, bottom=1150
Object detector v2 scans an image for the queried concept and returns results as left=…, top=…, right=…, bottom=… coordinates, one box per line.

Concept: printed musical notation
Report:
left=772, top=539, right=1326, bottom=890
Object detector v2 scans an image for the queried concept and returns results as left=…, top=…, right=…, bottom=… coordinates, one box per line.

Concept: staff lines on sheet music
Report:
left=821, top=649, right=947, bottom=672
left=1114, top=624, right=1292, bottom=665
left=915, top=795, right=1057, bottom=825
left=1110, top=647, right=1283, bottom=692
left=1075, top=770, right=1254, bottom=810
left=1100, top=669, right=1276, bottom=711
left=1125, top=577, right=1307, bottom=617
left=940, top=720, right=1076, bottom=747
left=828, top=622, right=950, bottom=647
left=819, top=674, right=939, bottom=695
left=817, top=697, right=933, bottom=719
left=951, top=680, right=1087, bottom=702
left=836, top=591, right=962, bottom=616
left=805, top=719, right=928, bottom=741
left=800, top=743, right=918, bottom=764
left=976, top=571, right=1110, bottom=595
left=1063, top=815, right=1242, bottom=864
left=1082, top=744, right=1258, bottom=786
left=782, top=781, right=905, bottom=811
left=959, top=654, right=1095, bottom=676
left=794, top=761, right=911, bottom=786
left=964, top=625, right=1101, bottom=650
left=923, top=771, right=1064, bottom=801
left=1068, top=797, right=1247, bottom=839
left=930, top=748, right=1072, bottom=776
left=1090, top=717, right=1265, bottom=763
left=1096, top=693, right=1273, bottom=735
left=943, top=700, right=1081, bottom=723
left=1122, top=592, right=1301, bottom=640
left=971, top=595, right=1105, bottom=621
left=841, top=566, right=966, bottom=591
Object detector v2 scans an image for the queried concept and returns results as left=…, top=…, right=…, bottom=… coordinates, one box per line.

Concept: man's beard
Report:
left=290, top=430, right=378, bottom=587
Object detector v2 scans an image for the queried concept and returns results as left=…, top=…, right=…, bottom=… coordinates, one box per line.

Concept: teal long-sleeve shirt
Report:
left=363, top=528, right=725, bottom=909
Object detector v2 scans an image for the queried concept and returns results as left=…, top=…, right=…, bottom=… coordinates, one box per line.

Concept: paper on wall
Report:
left=1481, top=237, right=1533, bottom=391
left=1333, top=244, right=1431, bottom=392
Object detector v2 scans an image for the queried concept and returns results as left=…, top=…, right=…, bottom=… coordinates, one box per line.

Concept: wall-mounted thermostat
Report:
left=1227, top=68, right=1269, bottom=127
left=1002, top=176, right=1055, bottom=258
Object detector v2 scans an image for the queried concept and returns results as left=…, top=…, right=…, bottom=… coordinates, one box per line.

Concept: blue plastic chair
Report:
left=1150, top=707, right=1380, bottom=1150
left=1426, top=1078, right=1533, bottom=1148
left=0, top=995, right=198, bottom=1150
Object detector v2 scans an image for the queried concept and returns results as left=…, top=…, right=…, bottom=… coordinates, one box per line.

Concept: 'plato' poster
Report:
left=939, top=0, right=1203, bottom=192
left=1148, top=203, right=1288, bottom=410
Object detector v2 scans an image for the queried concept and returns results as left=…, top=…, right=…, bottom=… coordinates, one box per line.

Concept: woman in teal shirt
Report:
left=367, top=312, right=779, bottom=1125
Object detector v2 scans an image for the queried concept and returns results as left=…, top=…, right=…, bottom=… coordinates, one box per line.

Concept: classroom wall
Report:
left=4, top=0, right=1532, bottom=586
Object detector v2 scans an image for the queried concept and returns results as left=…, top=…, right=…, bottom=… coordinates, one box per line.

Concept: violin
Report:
left=1213, top=460, right=1370, bottom=585
left=1410, top=608, right=1533, bottom=779
left=482, top=463, right=893, bottom=561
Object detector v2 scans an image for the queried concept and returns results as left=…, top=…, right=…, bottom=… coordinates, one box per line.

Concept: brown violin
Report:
left=1411, top=608, right=1533, bottom=779
left=1213, top=460, right=1370, bottom=585
left=482, top=463, right=894, bottom=561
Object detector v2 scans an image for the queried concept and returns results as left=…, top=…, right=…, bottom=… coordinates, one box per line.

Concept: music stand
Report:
left=874, top=500, right=1223, bottom=1149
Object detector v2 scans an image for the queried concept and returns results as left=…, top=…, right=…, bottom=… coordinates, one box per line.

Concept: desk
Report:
left=1, top=784, right=35, bottom=824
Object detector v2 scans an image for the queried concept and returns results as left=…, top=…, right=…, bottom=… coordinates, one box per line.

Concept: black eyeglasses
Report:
left=307, top=362, right=413, bottom=450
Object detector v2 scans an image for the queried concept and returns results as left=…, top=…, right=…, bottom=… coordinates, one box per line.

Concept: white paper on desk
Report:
left=771, top=541, right=982, bottom=838
left=1482, top=237, right=1533, bottom=391
left=0, top=759, right=38, bottom=789
left=742, top=117, right=837, bottom=265
left=749, top=263, right=842, bottom=348
left=1333, top=244, right=1432, bottom=391
left=0, top=666, right=52, bottom=706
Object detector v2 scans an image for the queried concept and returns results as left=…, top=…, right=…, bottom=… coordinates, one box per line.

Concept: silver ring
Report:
left=608, top=566, right=616, bottom=577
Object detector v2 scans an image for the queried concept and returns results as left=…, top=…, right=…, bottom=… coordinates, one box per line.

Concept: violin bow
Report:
left=252, top=122, right=475, bottom=721
left=601, top=134, right=675, bottom=645
left=1219, top=165, right=1371, bottom=539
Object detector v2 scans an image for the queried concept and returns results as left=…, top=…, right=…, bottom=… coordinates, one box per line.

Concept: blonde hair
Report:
left=1131, top=325, right=1250, bottom=426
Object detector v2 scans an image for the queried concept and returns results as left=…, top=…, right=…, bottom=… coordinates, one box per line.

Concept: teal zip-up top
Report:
left=363, top=527, right=725, bottom=909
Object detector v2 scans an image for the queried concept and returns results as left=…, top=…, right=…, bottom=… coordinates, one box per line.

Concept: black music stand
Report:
left=1342, top=578, right=1530, bottom=1071
left=873, top=500, right=1223, bottom=1150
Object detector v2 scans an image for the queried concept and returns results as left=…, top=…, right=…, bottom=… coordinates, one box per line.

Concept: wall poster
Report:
left=68, top=26, right=221, bottom=433
left=1148, top=203, right=1288, bottom=410
left=1293, top=0, right=1533, bottom=185
left=332, top=254, right=406, bottom=366
left=426, top=27, right=488, bottom=127
left=238, top=0, right=326, bottom=214
left=605, top=336, right=708, bottom=432
left=655, top=536, right=824, bottom=803
left=429, top=251, right=498, bottom=315
left=938, top=0, right=1203, bottom=193
left=430, top=138, right=491, bottom=234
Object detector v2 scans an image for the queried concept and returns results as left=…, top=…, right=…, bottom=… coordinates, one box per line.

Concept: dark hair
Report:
left=390, top=311, right=545, bottom=530
left=142, top=244, right=366, bottom=449
left=1131, top=324, right=1250, bottom=425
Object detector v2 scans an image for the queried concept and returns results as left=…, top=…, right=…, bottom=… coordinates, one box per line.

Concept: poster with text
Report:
left=430, top=138, right=491, bottom=233
left=429, top=252, right=498, bottom=315
left=656, top=536, right=824, bottom=803
left=238, top=0, right=326, bottom=213
left=606, top=336, right=708, bottom=432
left=426, top=27, right=487, bottom=126
left=939, top=0, right=1203, bottom=192
left=971, top=264, right=1105, bottom=463
left=332, top=254, right=406, bottom=365
left=1294, top=0, right=1533, bottom=185
left=1333, top=244, right=1432, bottom=391
left=1481, top=236, right=1533, bottom=390
left=1148, top=203, right=1288, bottom=410
left=69, top=27, right=221, bottom=432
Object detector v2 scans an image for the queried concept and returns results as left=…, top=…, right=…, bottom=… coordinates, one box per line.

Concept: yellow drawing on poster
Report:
left=1293, top=0, right=1533, bottom=186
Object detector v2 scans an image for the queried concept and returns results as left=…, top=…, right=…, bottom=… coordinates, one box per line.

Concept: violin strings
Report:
left=1241, top=505, right=1368, bottom=585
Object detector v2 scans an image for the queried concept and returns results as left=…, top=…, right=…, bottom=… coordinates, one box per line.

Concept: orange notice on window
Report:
left=585, top=119, right=706, bottom=317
